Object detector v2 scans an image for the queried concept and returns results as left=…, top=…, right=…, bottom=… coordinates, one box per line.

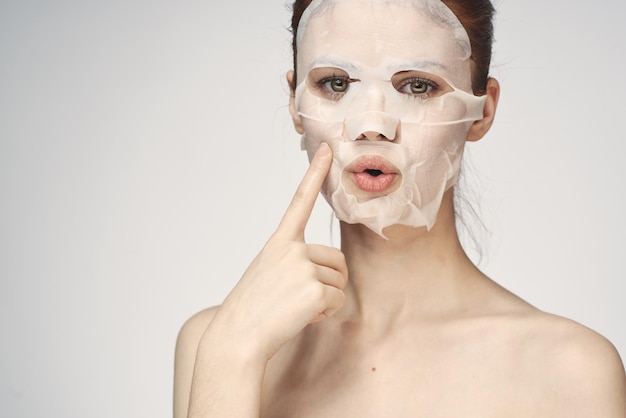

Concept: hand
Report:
left=210, top=143, right=348, bottom=361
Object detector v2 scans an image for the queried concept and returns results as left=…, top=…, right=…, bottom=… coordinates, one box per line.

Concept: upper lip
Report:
left=347, top=155, right=399, bottom=175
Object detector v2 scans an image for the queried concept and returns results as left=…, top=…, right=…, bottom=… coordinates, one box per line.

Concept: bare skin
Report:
left=174, top=78, right=626, bottom=417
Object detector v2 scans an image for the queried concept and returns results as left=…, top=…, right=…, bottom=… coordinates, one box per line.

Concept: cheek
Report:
left=301, top=118, right=345, bottom=160
left=401, top=123, right=468, bottom=179
left=300, top=118, right=345, bottom=199
left=413, top=94, right=474, bottom=125
left=297, top=88, right=344, bottom=160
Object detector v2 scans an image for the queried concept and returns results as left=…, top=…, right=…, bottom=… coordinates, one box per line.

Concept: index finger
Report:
left=276, top=143, right=333, bottom=240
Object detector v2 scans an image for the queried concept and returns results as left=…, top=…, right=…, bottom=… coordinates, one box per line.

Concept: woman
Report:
left=174, top=0, right=626, bottom=416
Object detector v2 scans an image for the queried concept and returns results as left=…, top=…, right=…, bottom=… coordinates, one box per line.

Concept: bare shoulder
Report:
left=174, top=306, right=220, bottom=418
left=175, top=305, right=221, bottom=371
left=520, top=311, right=624, bottom=372
left=512, top=310, right=626, bottom=416
left=176, top=306, right=221, bottom=350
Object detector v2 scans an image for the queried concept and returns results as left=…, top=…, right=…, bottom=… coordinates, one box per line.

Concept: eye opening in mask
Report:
left=391, top=70, right=453, bottom=100
left=307, top=67, right=360, bottom=100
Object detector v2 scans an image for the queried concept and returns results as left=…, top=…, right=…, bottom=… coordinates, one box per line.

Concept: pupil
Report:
left=332, top=79, right=345, bottom=92
left=412, top=82, right=427, bottom=94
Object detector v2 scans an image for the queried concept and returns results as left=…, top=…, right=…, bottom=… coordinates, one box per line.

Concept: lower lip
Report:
left=353, top=172, right=397, bottom=193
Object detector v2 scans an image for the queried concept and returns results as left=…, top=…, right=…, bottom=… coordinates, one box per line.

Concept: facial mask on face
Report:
left=294, top=0, right=487, bottom=238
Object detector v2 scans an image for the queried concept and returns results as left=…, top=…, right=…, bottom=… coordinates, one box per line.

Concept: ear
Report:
left=287, top=70, right=304, bottom=134
left=467, top=77, right=500, bottom=142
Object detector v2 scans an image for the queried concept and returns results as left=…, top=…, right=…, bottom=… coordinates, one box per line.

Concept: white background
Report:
left=1, top=0, right=625, bottom=416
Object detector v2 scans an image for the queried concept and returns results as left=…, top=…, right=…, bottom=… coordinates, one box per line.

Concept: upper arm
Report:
left=543, top=321, right=626, bottom=417
left=173, top=306, right=220, bottom=418
left=565, top=335, right=626, bottom=416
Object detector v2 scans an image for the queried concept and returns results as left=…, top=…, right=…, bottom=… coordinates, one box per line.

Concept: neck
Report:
left=336, top=191, right=484, bottom=326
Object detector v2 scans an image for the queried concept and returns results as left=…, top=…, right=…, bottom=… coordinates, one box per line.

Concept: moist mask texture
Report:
left=295, top=0, right=486, bottom=237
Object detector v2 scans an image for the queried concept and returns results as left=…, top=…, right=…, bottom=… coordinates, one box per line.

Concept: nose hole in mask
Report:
left=344, top=111, right=400, bottom=141
left=361, top=131, right=389, bottom=141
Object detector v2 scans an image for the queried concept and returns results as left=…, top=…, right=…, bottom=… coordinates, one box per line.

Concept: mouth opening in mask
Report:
left=365, top=169, right=383, bottom=177
left=342, top=154, right=402, bottom=199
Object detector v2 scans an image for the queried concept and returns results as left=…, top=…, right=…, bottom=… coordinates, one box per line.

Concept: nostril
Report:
left=344, top=111, right=400, bottom=141
left=362, top=131, right=386, bottom=141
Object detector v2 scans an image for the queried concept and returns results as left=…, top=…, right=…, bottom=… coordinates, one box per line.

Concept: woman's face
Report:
left=292, top=0, right=486, bottom=237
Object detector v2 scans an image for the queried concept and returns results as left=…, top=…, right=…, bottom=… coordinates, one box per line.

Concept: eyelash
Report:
left=396, top=77, right=440, bottom=99
left=315, top=75, right=359, bottom=100
left=313, top=75, right=440, bottom=100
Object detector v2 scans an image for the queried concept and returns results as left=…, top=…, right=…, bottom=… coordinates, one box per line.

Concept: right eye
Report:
left=307, top=67, right=359, bottom=100
left=319, top=76, right=351, bottom=93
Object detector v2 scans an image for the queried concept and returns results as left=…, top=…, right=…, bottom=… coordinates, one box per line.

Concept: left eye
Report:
left=398, top=78, right=434, bottom=95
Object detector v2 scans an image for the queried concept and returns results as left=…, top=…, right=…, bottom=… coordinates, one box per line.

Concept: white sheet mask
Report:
left=294, top=0, right=487, bottom=237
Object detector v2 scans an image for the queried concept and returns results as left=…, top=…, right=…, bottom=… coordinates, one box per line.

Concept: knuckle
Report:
left=306, top=283, right=326, bottom=303
left=337, top=271, right=348, bottom=289
left=282, top=242, right=306, bottom=260
left=295, top=242, right=310, bottom=257
left=330, top=289, right=345, bottom=309
left=301, top=263, right=317, bottom=280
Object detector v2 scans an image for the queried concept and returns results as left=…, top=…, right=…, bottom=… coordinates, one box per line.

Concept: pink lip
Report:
left=347, top=155, right=400, bottom=193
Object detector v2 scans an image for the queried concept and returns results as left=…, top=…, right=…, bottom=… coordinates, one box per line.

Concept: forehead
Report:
left=296, top=0, right=471, bottom=86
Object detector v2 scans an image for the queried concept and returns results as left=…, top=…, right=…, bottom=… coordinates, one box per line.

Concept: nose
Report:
left=344, top=111, right=400, bottom=141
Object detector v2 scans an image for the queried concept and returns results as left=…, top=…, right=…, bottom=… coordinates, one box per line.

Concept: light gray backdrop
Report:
left=1, top=0, right=624, bottom=416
